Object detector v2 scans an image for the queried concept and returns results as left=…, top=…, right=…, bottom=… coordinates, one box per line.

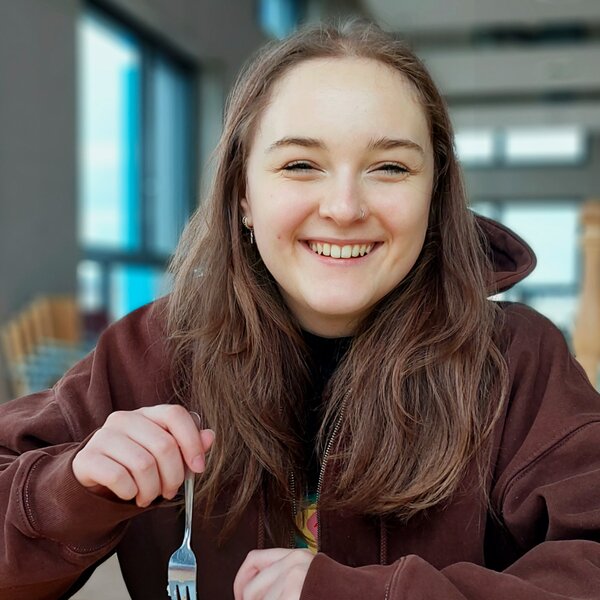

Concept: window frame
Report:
left=455, top=126, right=589, bottom=169
left=469, top=197, right=583, bottom=342
left=80, top=1, right=199, bottom=321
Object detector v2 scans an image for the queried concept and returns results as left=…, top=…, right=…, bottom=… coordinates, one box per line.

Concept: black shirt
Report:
left=301, top=330, right=352, bottom=494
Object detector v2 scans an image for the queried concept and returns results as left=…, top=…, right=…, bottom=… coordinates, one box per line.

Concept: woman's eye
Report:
left=282, top=161, right=314, bottom=171
left=376, top=163, right=409, bottom=175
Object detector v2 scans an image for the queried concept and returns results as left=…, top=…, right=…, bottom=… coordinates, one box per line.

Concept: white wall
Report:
left=0, top=0, right=80, bottom=321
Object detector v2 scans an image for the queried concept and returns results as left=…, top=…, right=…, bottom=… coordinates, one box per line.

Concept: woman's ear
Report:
left=240, top=198, right=252, bottom=225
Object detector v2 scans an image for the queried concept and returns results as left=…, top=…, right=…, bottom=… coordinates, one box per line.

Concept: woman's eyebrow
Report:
left=265, top=135, right=425, bottom=156
left=367, top=136, right=425, bottom=156
left=266, top=136, right=325, bottom=153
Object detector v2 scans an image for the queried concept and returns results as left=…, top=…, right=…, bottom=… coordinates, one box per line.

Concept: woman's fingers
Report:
left=74, top=427, right=162, bottom=506
left=233, top=549, right=313, bottom=600
left=73, top=451, right=139, bottom=501
left=106, top=411, right=186, bottom=500
left=199, top=428, right=216, bottom=466
left=72, top=405, right=216, bottom=506
left=136, top=405, right=215, bottom=473
left=233, top=549, right=293, bottom=599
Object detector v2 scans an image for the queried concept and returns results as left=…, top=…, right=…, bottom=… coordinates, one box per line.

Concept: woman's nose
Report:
left=318, top=175, right=367, bottom=226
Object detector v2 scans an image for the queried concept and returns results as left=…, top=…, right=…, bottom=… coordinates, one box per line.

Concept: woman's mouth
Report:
left=306, top=241, right=376, bottom=259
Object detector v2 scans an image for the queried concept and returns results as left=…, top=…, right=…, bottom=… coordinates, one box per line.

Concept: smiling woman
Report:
left=241, top=58, right=433, bottom=336
left=1, top=18, right=600, bottom=600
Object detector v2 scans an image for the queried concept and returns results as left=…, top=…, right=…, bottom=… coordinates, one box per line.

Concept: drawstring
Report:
left=379, top=517, right=388, bottom=565
left=257, top=485, right=266, bottom=549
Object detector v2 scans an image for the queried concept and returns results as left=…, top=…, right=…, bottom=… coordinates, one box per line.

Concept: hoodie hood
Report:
left=475, top=214, right=537, bottom=294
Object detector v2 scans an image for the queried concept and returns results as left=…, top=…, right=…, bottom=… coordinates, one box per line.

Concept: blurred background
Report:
left=1, top=0, right=599, bottom=595
left=2, top=0, right=600, bottom=397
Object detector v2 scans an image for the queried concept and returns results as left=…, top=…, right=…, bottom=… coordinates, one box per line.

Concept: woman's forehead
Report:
left=251, top=57, right=430, bottom=153
left=272, top=56, right=420, bottom=106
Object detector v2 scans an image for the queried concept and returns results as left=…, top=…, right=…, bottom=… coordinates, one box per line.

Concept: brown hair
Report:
left=166, top=19, right=508, bottom=546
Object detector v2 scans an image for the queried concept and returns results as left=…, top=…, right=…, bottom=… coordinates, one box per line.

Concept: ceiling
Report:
left=361, top=0, right=600, bottom=34
left=358, top=0, right=600, bottom=131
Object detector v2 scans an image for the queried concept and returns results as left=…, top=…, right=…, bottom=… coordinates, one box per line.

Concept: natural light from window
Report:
left=455, top=129, right=495, bottom=165
left=505, top=126, right=584, bottom=164
left=79, top=16, right=141, bottom=250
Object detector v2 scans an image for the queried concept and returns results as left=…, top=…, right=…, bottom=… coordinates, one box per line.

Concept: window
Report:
left=455, top=126, right=586, bottom=167
left=504, top=126, right=585, bottom=165
left=454, top=129, right=495, bottom=166
left=471, top=200, right=581, bottom=340
left=258, top=0, right=305, bottom=38
left=502, top=203, right=578, bottom=287
left=78, top=8, right=196, bottom=322
left=79, top=16, right=141, bottom=251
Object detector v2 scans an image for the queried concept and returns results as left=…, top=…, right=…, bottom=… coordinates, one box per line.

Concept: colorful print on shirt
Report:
left=295, top=492, right=318, bottom=553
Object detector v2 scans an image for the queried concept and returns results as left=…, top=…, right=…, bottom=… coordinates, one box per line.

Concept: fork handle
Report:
left=183, top=470, right=194, bottom=547
left=182, top=411, right=202, bottom=547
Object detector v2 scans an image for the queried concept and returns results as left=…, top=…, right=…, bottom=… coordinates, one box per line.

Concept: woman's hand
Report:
left=72, top=405, right=215, bottom=507
left=233, top=548, right=315, bottom=600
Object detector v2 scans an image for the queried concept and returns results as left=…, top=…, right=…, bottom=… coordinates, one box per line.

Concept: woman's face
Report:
left=242, top=57, right=434, bottom=336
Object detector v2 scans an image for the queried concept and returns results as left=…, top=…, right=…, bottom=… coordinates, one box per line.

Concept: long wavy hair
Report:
left=166, top=19, right=508, bottom=546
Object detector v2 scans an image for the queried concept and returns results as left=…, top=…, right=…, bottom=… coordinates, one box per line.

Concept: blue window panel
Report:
left=502, top=203, right=579, bottom=287
left=124, top=67, right=141, bottom=250
left=77, top=259, right=103, bottom=313
left=149, top=57, right=194, bottom=256
left=78, top=9, right=195, bottom=326
left=79, top=15, right=141, bottom=250
left=528, top=295, right=579, bottom=341
left=110, top=264, right=171, bottom=320
left=470, top=202, right=500, bottom=221
left=259, top=0, right=303, bottom=39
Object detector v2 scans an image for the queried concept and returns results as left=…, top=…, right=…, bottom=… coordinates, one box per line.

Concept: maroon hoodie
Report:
left=1, top=217, right=599, bottom=600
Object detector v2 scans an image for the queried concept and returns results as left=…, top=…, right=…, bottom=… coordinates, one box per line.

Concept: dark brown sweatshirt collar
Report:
left=475, top=214, right=537, bottom=294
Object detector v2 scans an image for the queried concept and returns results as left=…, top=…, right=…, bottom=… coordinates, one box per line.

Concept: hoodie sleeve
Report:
left=0, top=301, right=172, bottom=598
left=300, top=303, right=600, bottom=600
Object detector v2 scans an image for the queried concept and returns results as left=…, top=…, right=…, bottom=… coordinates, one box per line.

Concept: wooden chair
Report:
left=0, top=295, right=89, bottom=398
left=573, top=200, right=600, bottom=388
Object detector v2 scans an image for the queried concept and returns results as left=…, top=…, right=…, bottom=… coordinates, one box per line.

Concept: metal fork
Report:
left=167, top=412, right=202, bottom=600
left=167, top=468, right=197, bottom=600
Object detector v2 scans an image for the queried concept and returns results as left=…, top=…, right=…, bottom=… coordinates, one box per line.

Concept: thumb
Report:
left=187, top=428, right=215, bottom=474
left=190, top=410, right=215, bottom=453
left=188, top=411, right=215, bottom=473
left=200, top=428, right=216, bottom=453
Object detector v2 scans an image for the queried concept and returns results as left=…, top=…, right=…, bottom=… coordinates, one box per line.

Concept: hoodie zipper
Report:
left=288, top=470, right=297, bottom=548
left=287, top=391, right=350, bottom=550
left=315, top=391, right=348, bottom=551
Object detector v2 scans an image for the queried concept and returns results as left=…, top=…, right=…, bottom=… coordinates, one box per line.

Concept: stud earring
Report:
left=359, top=208, right=366, bottom=220
left=242, top=216, right=254, bottom=244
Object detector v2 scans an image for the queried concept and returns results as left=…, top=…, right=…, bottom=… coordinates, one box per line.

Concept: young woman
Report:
left=1, top=20, right=599, bottom=600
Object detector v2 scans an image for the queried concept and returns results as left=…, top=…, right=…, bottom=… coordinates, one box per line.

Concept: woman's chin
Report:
left=293, top=302, right=369, bottom=336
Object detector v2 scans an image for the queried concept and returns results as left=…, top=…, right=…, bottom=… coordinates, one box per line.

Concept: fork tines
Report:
left=167, top=581, right=196, bottom=600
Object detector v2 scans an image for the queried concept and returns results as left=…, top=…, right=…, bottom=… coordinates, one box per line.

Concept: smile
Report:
left=307, top=241, right=376, bottom=259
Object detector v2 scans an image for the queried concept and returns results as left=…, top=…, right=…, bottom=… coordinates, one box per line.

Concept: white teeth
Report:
left=308, top=241, right=375, bottom=259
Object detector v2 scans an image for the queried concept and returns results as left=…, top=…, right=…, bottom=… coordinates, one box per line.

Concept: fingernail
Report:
left=192, top=454, right=205, bottom=472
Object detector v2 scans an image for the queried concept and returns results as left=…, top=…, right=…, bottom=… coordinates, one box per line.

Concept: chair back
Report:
left=1, top=295, right=89, bottom=398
